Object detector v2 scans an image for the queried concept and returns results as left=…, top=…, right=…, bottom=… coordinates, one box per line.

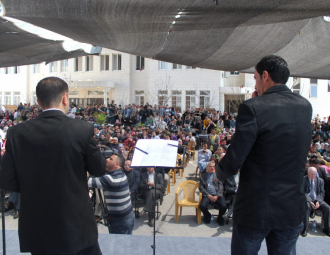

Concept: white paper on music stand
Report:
left=131, top=139, right=178, bottom=167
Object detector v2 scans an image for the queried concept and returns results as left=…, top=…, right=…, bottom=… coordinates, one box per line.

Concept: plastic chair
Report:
left=195, top=165, right=200, bottom=179
left=325, top=162, right=330, bottom=167
left=177, top=154, right=184, bottom=178
left=175, top=180, right=202, bottom=224
left=188, top=141, right=196, bottom=160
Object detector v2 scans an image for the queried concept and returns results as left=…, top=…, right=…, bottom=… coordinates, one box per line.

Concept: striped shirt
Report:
left=88, top=169, right=134, bottom=223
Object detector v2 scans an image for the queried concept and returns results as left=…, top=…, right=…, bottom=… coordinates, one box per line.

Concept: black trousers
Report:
left=140, top=189, right=162, bottom=213
left=304, top=200, right=330, bottom=230
left=199, top=196, right=227, bottom=219
left=31, top=242, right=102, bottom=255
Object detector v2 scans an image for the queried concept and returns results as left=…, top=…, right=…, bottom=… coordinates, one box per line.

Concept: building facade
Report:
left=0, top=48, right=329, bottom=118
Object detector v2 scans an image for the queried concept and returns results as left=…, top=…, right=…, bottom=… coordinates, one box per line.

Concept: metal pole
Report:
left=1, top=189, right=6, bottom=255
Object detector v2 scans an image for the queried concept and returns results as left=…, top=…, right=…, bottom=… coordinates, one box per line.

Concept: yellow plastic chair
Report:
left=175, top=180, right=202, bottom=224
left=325, top=162, right=330, bottom=167
left=177, top=154, right=184, bottom=178
left=167, top=169, right=177, bottom=194
left=188, top=141, right=196, bottom=160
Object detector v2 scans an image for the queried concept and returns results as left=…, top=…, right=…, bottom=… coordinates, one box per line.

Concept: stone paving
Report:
left=1, top=156, right=327, bottom=239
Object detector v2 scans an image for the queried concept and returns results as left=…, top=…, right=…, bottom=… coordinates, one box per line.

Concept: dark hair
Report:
left=312, top=159, right=320, bottom=165
left=114, top=153, right=125, bottom=169
left=36, top=77, right=68, bottom=108
left=255, top=55, right=290, bottom=84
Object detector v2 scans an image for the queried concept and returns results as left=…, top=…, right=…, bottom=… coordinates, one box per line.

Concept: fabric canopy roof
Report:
left=0, top=16, right=101, bottom=67
left=1, top=0, right=330, bottom=78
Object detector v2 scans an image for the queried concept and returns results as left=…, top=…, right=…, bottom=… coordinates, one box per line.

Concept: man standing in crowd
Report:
left=88, top=155, right=135, bottom=234
left=0, top=77, right=106, bottom=255
left=216, top=55, right=312, bottom=254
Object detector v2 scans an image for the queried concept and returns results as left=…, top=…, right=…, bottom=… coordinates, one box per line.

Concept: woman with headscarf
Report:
left=118, top=144, right=128, bottom=160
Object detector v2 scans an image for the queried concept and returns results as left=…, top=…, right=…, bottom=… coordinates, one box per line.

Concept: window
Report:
left=13, top=66, right=20, bottom=74
left=173, top=63, right=182, bottom=70
left=0, top=92, right=2, bottom=106
left=13, top=92, right=20, bottom=106
left=75, top=57, right=83, bottom=72
left=112, top=54, right=121, bottom=71
left=88, top=91, right=104, bottom=96
left=50, top=62, right=57, bottom=72
left=328, top=80, right=330, bottom=92
left=310, top=78, right=318, bottom=84
left=136, top=56, right=145, bottom=70
left=33, top=64, right=40, bottom=73
left=32, top=93, right=37, bottom=105
left=185, top=90, right=196, bottom=109
left=100, top=55, right=110, bottom=71
left=135, top=90, right=144, bottom=105
left=69, top=91, right=79, bottom=96
left=4, top=67, right=8, bottom=74
left=230, top=71, right=240, bottom=76
left=292, top=83, right=300, bottom=95
left=159, top=61, right=169, bottom=70
left=200, top=91, right=210, bottom=108
left=4, top=92, right=11, bottom=105
left=171, top=90, right=182, bottom=108
left=60, top=59, right=68, bottom=72
left=186, top=66, right=196, bottom=69
left=310, top=86, right=317, bottom=98
left=158, top=90, right=168, bottom=106
left=86, top=56, right=93, bottom=71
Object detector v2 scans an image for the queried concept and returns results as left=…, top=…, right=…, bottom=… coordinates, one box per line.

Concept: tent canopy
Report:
left=1, top=0, right=330, bottom=78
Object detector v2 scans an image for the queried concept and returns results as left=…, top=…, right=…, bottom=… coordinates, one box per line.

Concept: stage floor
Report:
left=1, top=156, right=330, bottom=254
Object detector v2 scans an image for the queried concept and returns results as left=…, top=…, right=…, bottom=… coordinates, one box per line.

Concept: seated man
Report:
left=139, top=167, right=164, bottom=227
left=302, top=167, right=330, bottom=237
left=198, top=143, right=212, bottom=174
left=199, top=161, right=227, bottom=225
left=124, top=160, right=140, bottom=200
left=124, top=135, right=135, bottom=150
left=88, top=154, right=135, bottom=235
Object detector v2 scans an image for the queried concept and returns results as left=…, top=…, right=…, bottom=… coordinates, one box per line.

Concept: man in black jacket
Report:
left=216, top=55, right=312, bottom=255
left=302, top=167, right=330, bottom=237
left=124, top=160, right=141, bottom=200
left=0, top=77, right=106, bottom=254
left=199, top=161, right=226, bottom=225
left=139, top=167, right=164, bottom=227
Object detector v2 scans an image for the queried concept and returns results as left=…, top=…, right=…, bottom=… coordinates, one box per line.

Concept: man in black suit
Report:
left=0, top=77, right=106, bottom=254
left=302, top=167, right=330, bottom=237
left=139, top=167, right=164, bottom=227
left=124, top=160, right=141, bottom=200
left=216, top=55, right=312, bottom=255
left=199, top=161, right=227, bottom=225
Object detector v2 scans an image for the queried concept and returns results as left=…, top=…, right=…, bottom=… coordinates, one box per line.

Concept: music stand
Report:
left=131, top=139, right=186, bottom=255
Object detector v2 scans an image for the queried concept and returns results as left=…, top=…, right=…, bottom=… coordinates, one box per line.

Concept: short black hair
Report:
left=255, top=55, right=290, bottom=84
left=113, top=153, right=125, bottom=169
left=36, top=77, right=68, bottom=108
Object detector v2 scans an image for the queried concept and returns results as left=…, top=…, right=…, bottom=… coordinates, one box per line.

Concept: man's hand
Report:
left=147, top=181, right=154, bottom=187
left=310, top=201, right=316, bottom=209
left=315, top=201, right=320, bottom=209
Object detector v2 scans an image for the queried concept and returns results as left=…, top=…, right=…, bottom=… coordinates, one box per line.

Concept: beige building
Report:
left=0, top=48, right=329, bottom=117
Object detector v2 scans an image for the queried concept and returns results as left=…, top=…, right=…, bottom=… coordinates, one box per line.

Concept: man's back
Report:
left=218, top=85, right=312, bottom=230
left=0, top=110, right=105, bottom=253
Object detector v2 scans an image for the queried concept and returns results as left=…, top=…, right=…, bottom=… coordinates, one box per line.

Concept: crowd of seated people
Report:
left=1, top=102, right=330, bottom=236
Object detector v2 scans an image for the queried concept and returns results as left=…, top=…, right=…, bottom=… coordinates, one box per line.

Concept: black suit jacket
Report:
left=217, top=85, right=312, bottom=230
left=139, top=171, right=164, bottom=193
left=303, top=176, right=325, bottom=203
left=126, top=169, right=140, bottom=193
left=0, top=110, right=106, bottom=253
left=199, top=172, right=224, bottom=197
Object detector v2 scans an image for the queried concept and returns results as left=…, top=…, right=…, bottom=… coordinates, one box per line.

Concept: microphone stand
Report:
left=1, top=189, right=6, bottom=255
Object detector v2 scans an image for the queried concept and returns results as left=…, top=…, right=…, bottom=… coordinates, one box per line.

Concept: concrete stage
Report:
left=1, top=230, right=330, bottom=255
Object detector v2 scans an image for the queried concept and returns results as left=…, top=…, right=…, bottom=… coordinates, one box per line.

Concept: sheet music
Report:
left=131, top=139, right=178, bottom=167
